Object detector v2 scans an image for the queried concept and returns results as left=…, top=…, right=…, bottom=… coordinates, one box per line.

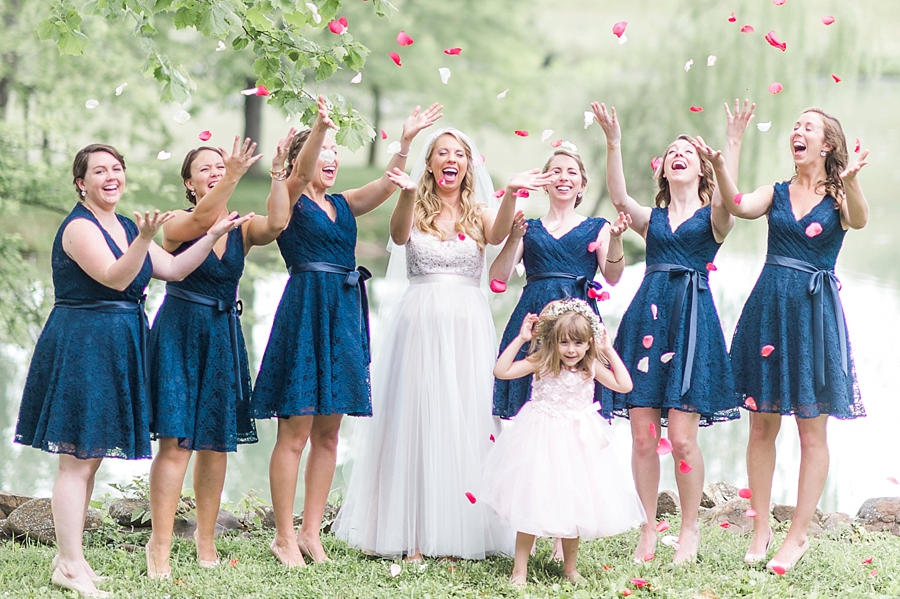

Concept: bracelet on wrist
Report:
left=606, top=252, right=625, bottom=264
left=270, top=168, right=288, bottom=181
left=397, top=150, right=410, bottom=158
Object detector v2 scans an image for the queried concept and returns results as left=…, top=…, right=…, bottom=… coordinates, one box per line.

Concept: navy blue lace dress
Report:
left=15, top=203, right=154, bottom=459
left=251, top=193, right=372, bottom=418
left=492, top=217, right=608, bottom=419
left=607, top=205, right=739, bottom=426
left=148, top=226, right=257, bottom=451
left=731, top=182, right=863, bottom=419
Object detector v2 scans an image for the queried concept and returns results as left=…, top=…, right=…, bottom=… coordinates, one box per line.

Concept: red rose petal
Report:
left=706, top=262, right=717, bottom=271
left=328, top=20, right=346, bottom=34
left=396, top=30, right=414, bottom=46
left=229, top=558, right=239, bottom=566
left=621, top=590, right=633, bottom=597
left=805, top=222, right=823, bottom=238
left=255, top=85, right=269, bottom=97
left=465, top=492, right=476, bottom=504
left=493, top=189, right=505, bottom=199
left=728, top=12, right=737, bottom=23
left=854, top=139, right=861, bottom=153
left=720, top=522, right=731, bottom=529
left=772, top=565, right=786, bottom=575
left=550, top=140, right=563, bottom=148
left=650, top=156, right=662, bottom=172
left=630, top=578, right=648, bottom=588
left=745, top=397, right=758, bottom=410
left=443, top=47, right=462, bottom=55
left=458, top=233, right=466, bottom=241
left=656, top=520, right=670, bottom=533
left=514, top=189, right=530, bottom=198
left=739, top=488, right=753, bottom=499
left=643, top=552, right=654, bottom=562
left=832, top=74, right=841, bottom=83
left=603, top=564, right=612, bottom=570
left=690, top=106, right=703, bottom=112
left=489, top=434, right=496, bottom=442
left=822, top=16, right=835, bottom=25
left=679, top=460, right=693, bottom=474
left=642, top=335, right=653, bottom=349
left=612, top=21, right=628, bottom=38
left=514, top=130, right=529, bottom=137
left=588, top=241, right=600, bottom=252
left=656, top=438, right=673, bottom=455
left=741, top=25, right=755, bottom=33
left=765, top=30, right=787, bottom=51
left=339, top=16, right=347, bottom=27
left=198, top=130, right=212, bottom=141
left=380, top=130, right=387, bottom=140
left=862, top=556, right=874, bottom=564
left=746, top=508, right=758, bottom=518
left=597, top=291, right=610, bottom=301
left=769, top=82, right=783, bottom=94
left=733, top=193, right=743, bottom=205
left=489, top=279, right=506, bottom=293
left=389, top=52, right=402, bottom=66
left=761, top=344, right=775, bottom=357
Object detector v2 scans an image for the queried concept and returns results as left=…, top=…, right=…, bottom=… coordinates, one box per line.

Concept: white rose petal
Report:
left=660, top=352, right=675, bottom=363
left=173, top=110, right=191, bottom=125
left=541, top=129, right=554, bottom=142
left=115, top=83, right=127, bottom=96
left=651, top=303, right=658, bottom=319
left=285, top=115, right=292, bottom=122
left=241, top=87, right=257, bottom=96
left=515, top=262, right=526, bottom=277
left=618, top=34, right=627, bottom=45
left=637, top=356, right=649, bottom=373
left=439, top=67, right=451, bottom=84
left=350, top=72, right=362, bottom=84
left=157, top=151, right=172, bottom=160
left=560, top=141, right=578, bottom=153
left=387, top=141, right=401, bottom=154
left=497, top=89, right=508, bottom=99
left=306, top=3, right=322, bottom=24
left=684, top=59, right=694, bottom=72
left=216, top=40, right=227, bottom=52
left=319, top=149, right=336, bottom=163
left=389, top=564, right=401, bottom=578
left=707, top=55, right=717, bottom=67
left=757, top=121, right=772, bottom=132
left=85, top=99, right=99, bottom=110
left=583, top=111, right=594, bottom=129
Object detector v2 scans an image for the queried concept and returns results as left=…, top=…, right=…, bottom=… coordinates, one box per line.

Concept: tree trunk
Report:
left=243, top=77, right=263, bottom=175
left=367, top=85, right=382, bottom=167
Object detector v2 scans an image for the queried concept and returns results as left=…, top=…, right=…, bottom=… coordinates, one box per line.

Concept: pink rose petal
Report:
left=656, top=438, right=673, bottom=455
left=822, top=16, right=835, bottom=25
left=493, top=189, right=505, bottom=199
left=389, top=52, right=402, bottom=66
left=489, top=434, right=496, bottom=442
left=728, top=12, right=737, bottom=23
left=489, top=279, right=507, bottom=293
left=741, top=25, right=755, bottom=33
left=198, top=130, right=212, bottom=141
left=862, top=556, right=874, bottom=564
left=630, top=578, right=647, bottom=588
left=597, top=290, right=610, bottom=301
left=854, top=139, right=861, bottom=153
left=650, top=156, right=662, bottom=172
left=679, top=460, right=693, bottom=473
left=706, top=262, right=717, bottom=271
left=690, top=106, right=703, bottom=113
left=745, top=397, right=758, bottom=410
left=465, top=492, right=476, bottom=504
left=458, top=233, right=466, bottom=241
left=255, top=85, right=269, bottom=97
left=514, top=189, right=530, bottom=198
left=621, top=590, right=633, bottom=597
left=339, top=16, right=347, bottom=27
left=588, top=241, right=600, bottom=252
left=550, top=140, right=563, bottom=148
left=444, top=47, right=462, bottom=55
left=396, top=30, right=414, bottom=46
left=739, top=488, right=753, bottom=499
left=514, top=130, right=529, bottom=137
left=438, top=178, right=446, bottom=187
left=603, top=564, right=612, bottom=570
left=773, top=0, right=786, bottom=5
left=612, top=21, right=628, bottom=38
left=761, top=344, right=775, bottom=357
left=805, top=222, right=823, bottom=238
left=642, top=335, right=653, bottom=349
left=746, top=508, right=758, bottom=518
left=733, top=193, right=743, bottom=205
left=656, top=520, right=669, bottom=532
left=771, top=565, right=785, bottom=575
left=887, top=477, right=899, bottom=485
left=765, top=30, right=787, bottom=51
left=328, top=20, right=347, bottom=34
left=769, top=82, right=783, bottom=94
left=869, top=569, right=878, bottom=578
left=720, top=522, right=731, bottom=529
left=832, top=74, right=841, bottom=83
left=649, top=423, right=657, bottom=438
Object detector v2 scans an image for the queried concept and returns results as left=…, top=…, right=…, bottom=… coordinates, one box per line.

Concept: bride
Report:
left=334, top=128, right=552, bottom=559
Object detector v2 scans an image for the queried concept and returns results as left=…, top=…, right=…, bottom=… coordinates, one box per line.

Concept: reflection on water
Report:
left=2, top=242, right=899, bottom=516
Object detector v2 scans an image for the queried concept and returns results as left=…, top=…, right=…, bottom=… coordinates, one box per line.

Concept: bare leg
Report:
left=297, top=414, right=343, bottom=563
left=667, top=410, right=703, bottom=563
left=511, top=532, right=534, bottom=586
left=53, top=455, right=103, bottom=594
left=746, top=412, right=781, bottom=558
left=770, top=415, right=828, bottom=566
left=147, top=438, right=192, bottom=578
left=193, top=450, right=228, bottom=564
left=560, top=537, right=581, bottom=580
left=269, top=415, right=313, bottom=567
left=629, top=408, right=662, bottom=562
left=550, top=537, right=564, bottom=561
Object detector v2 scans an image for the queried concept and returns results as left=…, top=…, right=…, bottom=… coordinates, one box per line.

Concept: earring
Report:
left=820, top=150, right=827, bottom=157
left=80, top=189, right=86, bottom=197
left=190, top=190, right=196, bottom=197
left=576, top=192, right=583, bottom=200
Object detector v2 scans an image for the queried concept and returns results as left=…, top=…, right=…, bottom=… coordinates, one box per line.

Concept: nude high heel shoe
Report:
left=51, top=567, right=111, bottom=598
left=766, top=539, right=809, bottom=575
left=194, top=530, right=220, bottom=568
left=744, top=528, right=774, bottom=566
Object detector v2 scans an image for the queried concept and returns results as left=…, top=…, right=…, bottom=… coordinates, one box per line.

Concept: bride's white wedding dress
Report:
left=333, top=227, right=514, bottom=558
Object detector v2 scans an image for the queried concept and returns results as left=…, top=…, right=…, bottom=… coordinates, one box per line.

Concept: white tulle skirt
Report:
left=482, top=402, right=646, bottom=540
left=333, top=274, right=515, bottom=558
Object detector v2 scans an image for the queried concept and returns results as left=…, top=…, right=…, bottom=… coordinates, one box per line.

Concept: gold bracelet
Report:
left=606, top=252, right=625, bottom=264
left=270, top=168, right=287, bottom=181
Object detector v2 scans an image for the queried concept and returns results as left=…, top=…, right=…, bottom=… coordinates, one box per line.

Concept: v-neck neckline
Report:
left=664, top=205, right=702, bottom=235
left=538, top=217, right=590, bottom=241
left=786, top=186, right=830, bottom=223
left=306, top=194, right=338, bottom=224
left=83, top=205, right=128, bottom=256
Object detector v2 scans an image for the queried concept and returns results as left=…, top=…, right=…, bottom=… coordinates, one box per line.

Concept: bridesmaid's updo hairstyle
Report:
left=180, top=146, right=223, bottom=205
left=284, top=129, right=314, bottom=176
left=654, top=134, right=714, bottom=209
left=542, top=150, right=588, bottom=207
left=794, top=107, right=848, bottom=206
left=72, top=144, right=126, bottom=200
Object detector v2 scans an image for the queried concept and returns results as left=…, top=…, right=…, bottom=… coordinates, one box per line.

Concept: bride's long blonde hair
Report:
left=413, top=130, right=486, bottom=249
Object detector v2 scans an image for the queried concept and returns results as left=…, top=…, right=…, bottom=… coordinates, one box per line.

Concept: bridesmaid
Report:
left=251, top=99, right=443, bottom=566
left=490, top=149, right=629, bottom=421
left=701, top=108, right=868, bottom=574
left=593, top=100, right=753, bottom=564
left=145, top=131, right=298, bottom=578
left=14, top=144, right=248, bottom=598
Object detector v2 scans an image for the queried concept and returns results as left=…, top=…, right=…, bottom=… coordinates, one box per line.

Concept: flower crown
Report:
left=537, top=298, right=603, bottom=339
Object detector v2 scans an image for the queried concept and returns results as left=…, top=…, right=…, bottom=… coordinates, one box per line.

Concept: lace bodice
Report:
left=530, top=368, right=597, bottom=418
left=405, top=227, right=483, bottom=279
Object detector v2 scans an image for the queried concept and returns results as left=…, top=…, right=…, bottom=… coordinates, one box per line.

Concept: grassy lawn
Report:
left=2, top=514, right=898, bottom=598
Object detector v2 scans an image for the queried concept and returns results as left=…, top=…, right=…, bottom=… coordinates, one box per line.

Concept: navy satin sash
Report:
left=643, top=263, right=709, bottom=396
left=524, top=272, right=602, bottom=315
left=764, top=254, right=848, bottom=393
left=165, top=286, right=245, bottom=404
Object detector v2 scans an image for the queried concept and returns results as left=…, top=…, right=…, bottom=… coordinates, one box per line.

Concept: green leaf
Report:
left=331, top=45, right=347, bottom=61
left=172, top=6, right=200, bottom=29
left=232, top=35, right=249, bottom=51
left=283, top=9, right=308, bottom=28
left=243, top=7, right=273, bottom=31
left=57, top=29, right=90, bottom=55
left=36, top=18, right=59, bottom=41
left=335, top=120, right=368, bottom=152
left=253, top=56, right=281, bottom=79
left=343, top=42, right=368, bottom=71
left=199, top=3, right=231, bottom=37
left=319, top=0, right=340, bottom=21
left=371, top=0, right=397, bottom=18
left=314, top=55, right=337, bottom=81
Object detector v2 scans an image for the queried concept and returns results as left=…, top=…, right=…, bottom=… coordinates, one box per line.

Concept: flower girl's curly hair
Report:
left=529, top=299, right=606, bottom=379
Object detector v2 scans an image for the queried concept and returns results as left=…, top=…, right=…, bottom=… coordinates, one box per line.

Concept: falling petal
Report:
left=470, top=155, right=486, bottom=169
left=746, top=509, right=758, bottom=518
left=656, top=437, right=673, bottom=455
left=739, top=488, right=753, bottom=499
left=660, top=352, right=675, bottom=363
left=115, top=83, right=127, bottom=96
left=198, top=130, right=212, bottom=141
left=497, top=89, right=508, bottom=99
left=832, top=74, right=841, bottom=83
left=757, top=122, right=772, bottom=132
left=733, top=193, right=743, bottom=204
left=396, top=30, right=414, bottom=46
left=773, top=0, right=786, bottom=5
left=514, top=130, right=529, bottom=137
left=854, top=139, right=861, bottom=153
left=387, top=141, right=401, bottom=154
left=306, top=3, right=321, bottom=24
left=490, top=434, right=496, bottom=442
left=741, top=25, right=755, bottom=33
left=887, top=477, right=899, bottom=485
left=771, top=564, right=785, bottom=575
left=216, top=40, right=227, bottom=52
left=706, top=262, right=717, bottom=271
left=550, top=140, right=563, bottom=148
left=378, top=130, right=386, bottom=140
left=241, top=87, right=257, bottom=96
left=822, top=16, right=835, bottom=25
left=612, top=21, right=628, bottom=37
left=745, top=397, right=757, bottom=410
left=560, top=141, right=578, bottom=152
left=656, top=521, right=669, bottom=532
left=541, top=129, right=554, bottom=142
left=157, top=151, right=171, bottom=160
left=805, top=222, right=823, bottom=238
left=651, top=304, right=658, bottom=319
left=618, top=34, right=628, bottom=45
left=320, top=149, right=336, bottom=163
left=684, top=59, right=694, bottom=72
left=389, top=52, right=402, bottom=66
left=707, top=55, right=717, bottom=67
left=458, top=233, right=466, bottom=241
left=862, top=556, right=874, bottom=564
left=650, top=156, right=662, bottom=172
left=515, top=189, right=530, bottom=198
left=328, top=20, right=347, bottom=34
left=253, top=85, right=268, bottom=97
left=728, top=12, right=737, bottom=22
left=438, top=178, right=446, bottom=187
left=444, top=47, right=462, bottom=55
left=351, top=72, right=363, bottom=84
left=584, top=111, right=594, bottom=129
left=588, top=241, right=600, bottom=252
left=679, top=460, right=693, bottom=473
left=439, top=67, right=451, bottom=84
left=761, top=344, right=775, bottom=357
left=769, top=82, right=783, bottom=94
left=765, top=30, right=787, bottom=51
left=489, top=279, right=507, bottom=294
left=642, top=335, right=653, bottom=349
left=649, top=423, right=657, bottom=438
left=690, top=106, right=703, bottom=112
left=631, top=579, right=648, bottom=588
left=493, top=189, right=505, bottom=199
left=85, top=99, right=99, bottom=110
left=173, top=110, right=191, bottom=124
left=390, top=563, right=402, bottom=577
left=720, top=522, right=732, bottom=529
left=597, top=291, right=610, bottom=301
left=515, top=262, right=526, bottom=277
left=465, top=492, right=476, bottom=504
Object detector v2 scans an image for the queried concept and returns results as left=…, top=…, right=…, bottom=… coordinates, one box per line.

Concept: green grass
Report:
left=2, top=515, right=899, bottom=598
